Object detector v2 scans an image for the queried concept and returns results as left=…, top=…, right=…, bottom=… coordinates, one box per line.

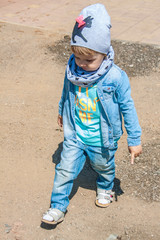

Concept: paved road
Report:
left=0, top=0, right=160, bottom=46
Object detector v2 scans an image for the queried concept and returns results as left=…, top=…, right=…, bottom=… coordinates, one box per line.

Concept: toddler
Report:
left=42, top=3, right=142, bottom=225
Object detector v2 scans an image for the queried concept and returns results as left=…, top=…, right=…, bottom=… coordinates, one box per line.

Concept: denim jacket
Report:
left=59, top=64, right=141, bottom=148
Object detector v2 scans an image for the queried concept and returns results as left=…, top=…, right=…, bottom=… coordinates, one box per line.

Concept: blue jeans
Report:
left=50, top=139, right=118, bottom=212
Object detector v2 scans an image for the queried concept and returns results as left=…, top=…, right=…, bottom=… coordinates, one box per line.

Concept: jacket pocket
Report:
left=103, top=85, right=116, bottom=100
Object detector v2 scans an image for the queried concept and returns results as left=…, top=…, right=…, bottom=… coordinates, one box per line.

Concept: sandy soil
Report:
left=0, top=22, right=160, bottom=240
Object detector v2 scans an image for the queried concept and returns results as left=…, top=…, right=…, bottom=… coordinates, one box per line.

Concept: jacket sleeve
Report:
left=115, top=70, right=142, bottom=146
left=58, top=73, right=67, bottom=116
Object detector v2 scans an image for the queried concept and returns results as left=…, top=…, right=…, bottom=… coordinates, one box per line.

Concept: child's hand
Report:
left=57, top=115, right=63, bottom=127
left=128, top=145, right=142, bottom=164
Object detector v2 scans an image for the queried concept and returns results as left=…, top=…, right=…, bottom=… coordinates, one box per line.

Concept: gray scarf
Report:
left=66, top=46, right=114, bottom=88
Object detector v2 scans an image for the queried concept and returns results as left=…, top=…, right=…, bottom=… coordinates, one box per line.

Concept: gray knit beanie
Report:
left=71, top=3, right=111, bottom=54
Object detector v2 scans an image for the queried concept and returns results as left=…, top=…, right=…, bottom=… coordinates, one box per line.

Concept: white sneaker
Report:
left=42, top=208, right=64, bottom=225
left=95, top=189, right=114, bottom=208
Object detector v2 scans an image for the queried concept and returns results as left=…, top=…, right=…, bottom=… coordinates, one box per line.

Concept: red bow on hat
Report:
left=76, top=15, right=85, bottom=28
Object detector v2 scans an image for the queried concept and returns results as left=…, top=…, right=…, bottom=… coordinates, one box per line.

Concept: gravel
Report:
left=117, top=140, right=160, bottom=202
left=47, top=35, right=160, bottom=77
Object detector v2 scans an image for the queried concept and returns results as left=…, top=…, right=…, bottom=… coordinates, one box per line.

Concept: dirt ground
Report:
left=0, top=22, right=160, bottom=240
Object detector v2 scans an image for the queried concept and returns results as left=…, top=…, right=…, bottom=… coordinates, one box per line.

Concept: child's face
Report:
left=74, top=52, right=105, bottom=72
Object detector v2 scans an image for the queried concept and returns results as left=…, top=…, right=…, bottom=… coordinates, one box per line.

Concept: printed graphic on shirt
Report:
left=75, top=86, right=100, bottom=123
left=74, top=84, right=103, bottom=146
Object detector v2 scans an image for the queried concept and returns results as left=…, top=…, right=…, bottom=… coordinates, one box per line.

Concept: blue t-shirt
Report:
left=75, top=83, right=103, bottom=146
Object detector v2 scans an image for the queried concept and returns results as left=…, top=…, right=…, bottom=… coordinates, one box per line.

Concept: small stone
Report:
left=106, top=234, right=120, bottom=240
left=5, top=224, right=12, bottom=233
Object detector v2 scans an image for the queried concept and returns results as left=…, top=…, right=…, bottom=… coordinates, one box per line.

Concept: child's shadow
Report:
left=52, top=142, right=124, bottom=200
left=41, top=143, right=123, bottom=230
